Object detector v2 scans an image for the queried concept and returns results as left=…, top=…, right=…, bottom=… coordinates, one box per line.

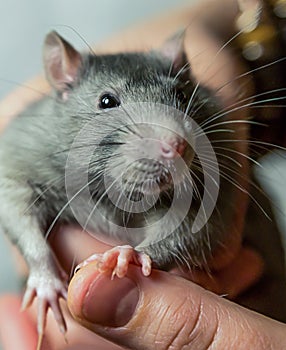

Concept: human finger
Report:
left=68, top=263, right=286, bottom=350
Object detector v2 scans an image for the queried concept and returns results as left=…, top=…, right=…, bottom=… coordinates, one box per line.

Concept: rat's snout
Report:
left=133, top=123, right=189, bottom=162
left=113, top=122, right=195, bottom=197
left=159, top=138, right=186, bottom=159
left=144, top=133, right=190, bottom=164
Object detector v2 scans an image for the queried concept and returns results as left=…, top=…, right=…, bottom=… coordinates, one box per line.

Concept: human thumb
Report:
left=68, top=262, right=286, bottom=350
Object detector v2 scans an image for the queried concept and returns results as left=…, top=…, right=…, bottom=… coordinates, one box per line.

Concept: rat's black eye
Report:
left=99, top=93, right=121, bottom=109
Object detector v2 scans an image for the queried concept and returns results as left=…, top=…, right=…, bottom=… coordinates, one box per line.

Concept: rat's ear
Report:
left=158, top=30, right=189, bottom=76
left=43, top=31, right=82, bottom=93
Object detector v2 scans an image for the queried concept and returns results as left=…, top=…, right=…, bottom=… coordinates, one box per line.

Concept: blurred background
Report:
left=0, top=0, right=192, bottom=100
left=0, top=1, right=286, bottom=346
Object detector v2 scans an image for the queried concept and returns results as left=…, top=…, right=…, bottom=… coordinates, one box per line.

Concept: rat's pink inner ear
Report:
left=43, top=31, right=82, bottom=92
left=159, top=30, right=189, bottom=75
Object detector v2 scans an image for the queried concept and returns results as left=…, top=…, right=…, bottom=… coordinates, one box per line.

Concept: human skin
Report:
left=1, top=0, right=284, bottom=349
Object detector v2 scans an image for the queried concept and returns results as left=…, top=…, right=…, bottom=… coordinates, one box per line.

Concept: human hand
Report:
left=0, top=223, right=264, bottom=350
left=0, top=242, right=278, bottom=350
left=66, top=259, right=286, bottom=350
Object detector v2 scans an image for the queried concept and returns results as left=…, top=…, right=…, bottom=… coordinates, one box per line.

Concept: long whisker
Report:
left=171, top=61, right=191, bottom=83
left=195, top=119, right=265, bottom=135
left=201, top=95, right=286, bottom=129
left=44, top=169, right=103, bottom=240
left=196, top=153, right=278, bottom=214
left=213, top=56, right=286, bottom=98
left=184, top=28, right=247, bottom=119
left=211, top=139, right=286, bottom=152
left=195, top=157, right=272, bottom=219
left=188, top=58, right=286, bottom=121
left=23, top=176, right=63, bottom=214
left=199, top=88, right=286, bottom=129
left=82, top=175, right=124, bottom=236
left=211, top=146, right=262, bottom=167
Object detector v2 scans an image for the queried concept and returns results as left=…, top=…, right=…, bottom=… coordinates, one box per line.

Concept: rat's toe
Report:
left=50, top=298, right=67, bottom=334
left=137, top=252, right=152, bottom=276
left=21, top=286, right=36, bottom=311
left=74, top=253, right=103, bottom=273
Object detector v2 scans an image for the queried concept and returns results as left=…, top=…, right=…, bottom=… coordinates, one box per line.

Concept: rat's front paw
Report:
left=76, top=245, right=152, bottom=278
left=22, top=267, right=68, bottom=335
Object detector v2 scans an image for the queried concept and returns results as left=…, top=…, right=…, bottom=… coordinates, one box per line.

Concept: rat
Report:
left=0, top=30, right=250, bottom=344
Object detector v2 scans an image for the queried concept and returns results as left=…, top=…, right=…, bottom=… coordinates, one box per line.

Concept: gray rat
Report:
left=0, top=30, right=249, bottom=341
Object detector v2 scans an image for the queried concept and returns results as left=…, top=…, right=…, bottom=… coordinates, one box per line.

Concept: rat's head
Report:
left=43, top=31, right=222, bottom=205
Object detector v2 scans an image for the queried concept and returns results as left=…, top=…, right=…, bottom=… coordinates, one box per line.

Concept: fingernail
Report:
left=82, top=274, right=139, bottom=327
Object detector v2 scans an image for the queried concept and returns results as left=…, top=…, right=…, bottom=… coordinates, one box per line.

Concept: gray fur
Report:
left=0, top=51, right=233, bottom=267
left=0, top=32, right=242, bottom=300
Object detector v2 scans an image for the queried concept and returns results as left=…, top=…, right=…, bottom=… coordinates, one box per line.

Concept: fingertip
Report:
left=68, top=262, right=139, bottom=329
left=67, top=262, right=103, bottom=320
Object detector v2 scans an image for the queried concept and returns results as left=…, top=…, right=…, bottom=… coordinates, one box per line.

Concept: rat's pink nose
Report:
left=160, top=138, right=186, bottom=159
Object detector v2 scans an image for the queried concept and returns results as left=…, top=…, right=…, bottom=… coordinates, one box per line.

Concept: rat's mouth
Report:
left=121, top=159, right=173, bottom=197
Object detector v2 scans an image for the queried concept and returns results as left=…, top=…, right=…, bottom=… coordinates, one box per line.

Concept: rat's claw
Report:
left=50, top=298, right=67, bottom=334
left=36, top=332, right=44, bottom=350
left=103, top=245, right=134, bottom=278
left=36, top=295, right=66, bottom=350
left=77, top=246, right=153, bottom=279
left=23, top=266, right=68, bottom=338
left=100, top=245, right=152, bottom=278
left=74, top=253, right=102, bottom=273
left=35, top=281, right=67, bottom=335
left=37, top=298, right=48, bottom=335
left=36, top=292, right=66, bottom=335
left=137, top=252, right=152, bottom=276
left=21, top=286, right=36, bottom=311
left=99, top=245, right=131, bottom=278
